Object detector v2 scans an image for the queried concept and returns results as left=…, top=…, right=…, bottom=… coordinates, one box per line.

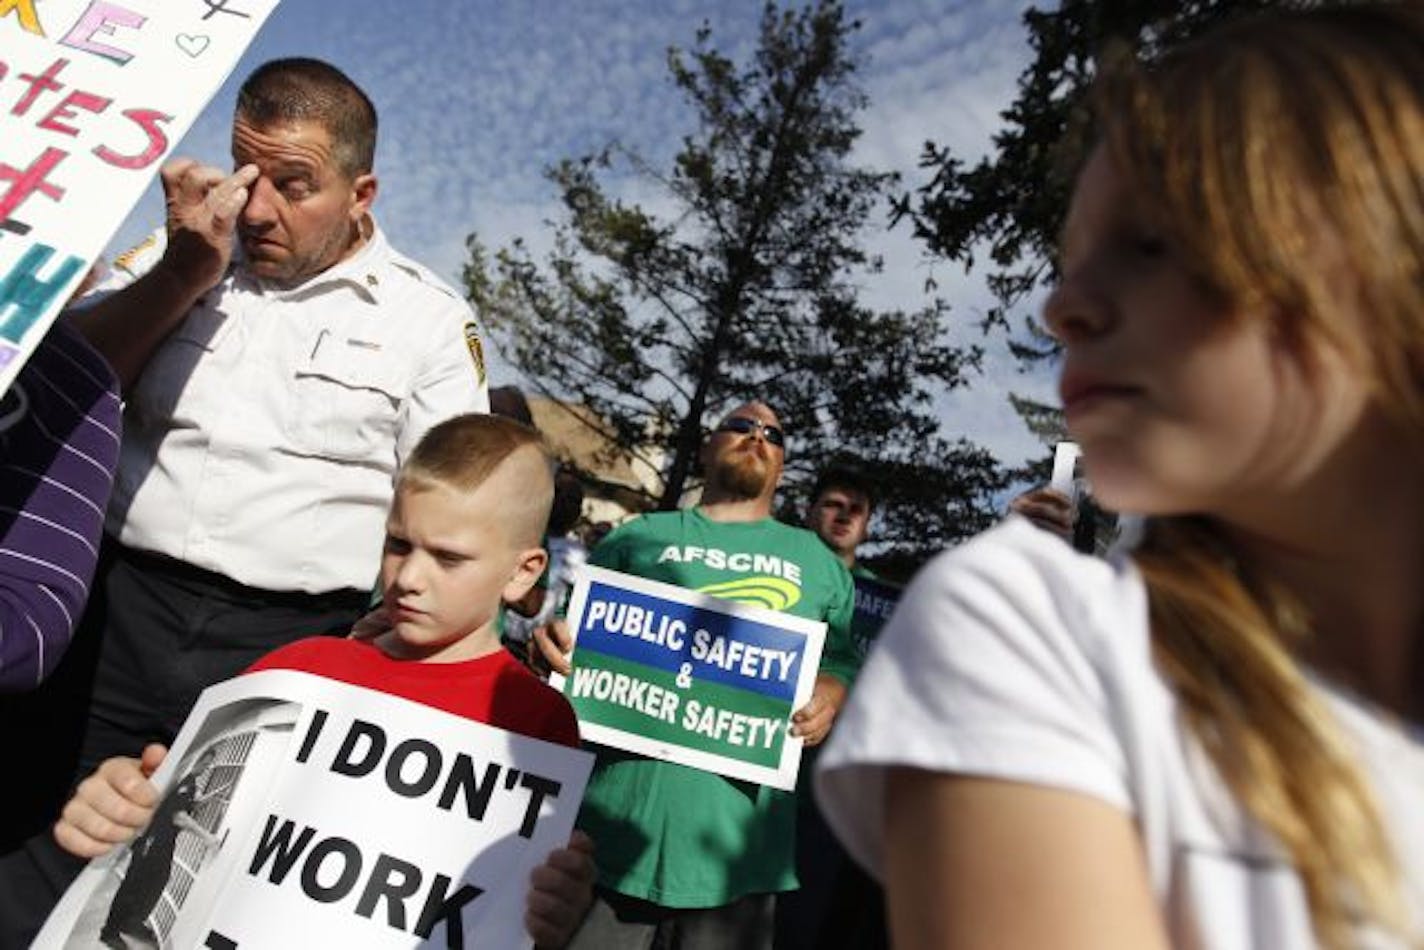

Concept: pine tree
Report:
left=466, top=0, right=1008, bottom=557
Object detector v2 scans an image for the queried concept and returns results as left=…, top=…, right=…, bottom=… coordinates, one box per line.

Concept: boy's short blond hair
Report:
left=398, top=414, right=554, bottom=546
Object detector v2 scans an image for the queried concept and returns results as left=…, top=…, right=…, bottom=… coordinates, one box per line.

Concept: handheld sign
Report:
left=551, top=565, right=826, bottom=791
left=1050, top=440, right=1084, bottom=505
left=35, top=670, right=594, bottom=950
left=0, top=0, right=280, bottom=394
left=849, top=572, right=900, bottom=661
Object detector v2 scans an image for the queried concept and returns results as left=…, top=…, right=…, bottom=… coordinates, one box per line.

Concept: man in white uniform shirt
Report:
left=0, top=59, right=489, bottom=947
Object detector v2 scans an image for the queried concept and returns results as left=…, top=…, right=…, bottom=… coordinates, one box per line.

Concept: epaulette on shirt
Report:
left=388, top=258, right=459, bottom=301
left=384, top=254, right=486, bottom=387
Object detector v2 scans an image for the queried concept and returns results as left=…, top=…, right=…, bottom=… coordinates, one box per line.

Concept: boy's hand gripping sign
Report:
left=551, top=566, right=826, bottom=790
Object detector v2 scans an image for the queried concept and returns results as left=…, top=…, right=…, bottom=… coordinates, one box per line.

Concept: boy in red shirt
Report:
left=54, top=414, right=592, bottom=947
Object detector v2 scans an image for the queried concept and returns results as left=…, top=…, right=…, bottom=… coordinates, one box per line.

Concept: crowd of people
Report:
left=1, top=2, right=1422, bottom=947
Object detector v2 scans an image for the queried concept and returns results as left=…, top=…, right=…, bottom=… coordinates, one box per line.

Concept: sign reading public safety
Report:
left=551, top=566, right=826, bottom=790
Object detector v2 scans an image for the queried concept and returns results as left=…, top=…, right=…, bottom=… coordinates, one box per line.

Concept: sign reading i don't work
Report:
left=0, top=0, right=280, bottom=394
left=551, top=566, right=826, bottom=790
left=35, top=669, right=593, bottom=949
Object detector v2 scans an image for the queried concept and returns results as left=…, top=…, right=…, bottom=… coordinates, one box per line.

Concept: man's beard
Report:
left=710, top=448, right=773, bottom=499
left=241, top=218, right=359, bottom=286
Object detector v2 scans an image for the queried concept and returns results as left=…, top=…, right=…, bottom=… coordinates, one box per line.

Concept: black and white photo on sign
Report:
left=59, top=699, right=298, bottom=950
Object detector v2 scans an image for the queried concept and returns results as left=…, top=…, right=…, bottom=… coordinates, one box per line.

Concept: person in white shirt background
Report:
left=817, top=4, right=1424, bottom=948
left=0, top=58, right=489, bottom=948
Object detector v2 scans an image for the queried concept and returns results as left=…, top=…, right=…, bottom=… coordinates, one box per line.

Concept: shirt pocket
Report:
left=130, top=303, right=232, bottom=424
left=289, top=338, right=409, bottom=463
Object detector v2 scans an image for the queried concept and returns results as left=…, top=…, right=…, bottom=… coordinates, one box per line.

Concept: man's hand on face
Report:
left=157, top=159, right=260, bottom=295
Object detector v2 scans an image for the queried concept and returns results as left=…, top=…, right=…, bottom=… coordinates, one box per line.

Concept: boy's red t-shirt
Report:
left=246, top=637, right=580, bottom=748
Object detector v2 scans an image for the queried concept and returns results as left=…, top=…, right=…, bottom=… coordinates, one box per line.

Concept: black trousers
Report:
left=0, top=540, right=367, bottom=949
left=773, top=752, right=888, bottom=950
left=569, top=888, right=777, bottom=950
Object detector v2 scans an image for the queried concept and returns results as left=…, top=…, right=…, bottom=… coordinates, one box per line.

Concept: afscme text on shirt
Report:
left=655, top=544, right=803, bottom=585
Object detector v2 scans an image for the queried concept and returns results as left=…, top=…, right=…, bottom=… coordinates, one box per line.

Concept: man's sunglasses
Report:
left=717, top=416, right=786, bottom=448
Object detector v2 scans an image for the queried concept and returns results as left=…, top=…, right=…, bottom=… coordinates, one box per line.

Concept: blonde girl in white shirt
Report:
left=817, top=4, right=1424, bottom=948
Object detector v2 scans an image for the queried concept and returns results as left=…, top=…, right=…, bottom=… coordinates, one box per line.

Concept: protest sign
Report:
left=850, top=572, right=900, bottom=661
left=1050, top=440, right=1084, bottom=505
left=551, top=566, right=825, bottom=791
left=0, top=0, right=279, bottom=394
left=35, top=669, right=594, bottom=950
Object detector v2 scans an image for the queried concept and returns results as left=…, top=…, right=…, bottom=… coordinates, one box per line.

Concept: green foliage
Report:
left=893, top=0, right=1288, bottom=366
left=1004, top=392, right=1065, bottom=488
left=467, top=0, right=1009, bottom=554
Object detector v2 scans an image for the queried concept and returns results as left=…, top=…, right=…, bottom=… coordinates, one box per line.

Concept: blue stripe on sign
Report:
left=573, top=581, right=805, bottom=702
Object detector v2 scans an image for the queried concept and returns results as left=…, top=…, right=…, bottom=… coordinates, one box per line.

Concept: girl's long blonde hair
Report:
left=1098, top=4, right=1424, bottom=944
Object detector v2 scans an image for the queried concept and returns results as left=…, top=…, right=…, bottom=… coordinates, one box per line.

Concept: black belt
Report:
left=107, top=539, right=370, bottom=611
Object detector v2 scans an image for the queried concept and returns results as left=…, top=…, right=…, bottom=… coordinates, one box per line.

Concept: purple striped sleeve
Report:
left=0, top=321, right=120, bottom=691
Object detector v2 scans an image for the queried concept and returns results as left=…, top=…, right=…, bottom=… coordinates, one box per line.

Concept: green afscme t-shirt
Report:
left=575, top=508, right=856, bottom=907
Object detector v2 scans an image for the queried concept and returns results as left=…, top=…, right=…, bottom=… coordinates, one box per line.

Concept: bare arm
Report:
left=68, top=161, right=257, bottom=389
left=883, top=769, right=1169, bottom=950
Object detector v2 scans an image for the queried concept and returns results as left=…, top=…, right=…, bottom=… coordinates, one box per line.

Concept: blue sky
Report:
left=107, top=0, right=1058, bottom=471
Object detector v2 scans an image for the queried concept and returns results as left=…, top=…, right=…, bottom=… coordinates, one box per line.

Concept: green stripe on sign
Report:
left=567, top=650, right=789, bottom=768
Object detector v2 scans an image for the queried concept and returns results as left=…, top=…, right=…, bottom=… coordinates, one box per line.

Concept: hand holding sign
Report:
left=53, top=743, right=167, bottom=859
left=1007, top=486, right=1075, bottom=541
left=525, top=829, right=596, bottom=949
left=788, top=673, right=846, bottom=747
left=157, top=159, right=258, bottom=294
left=1007, top=440, right=1083, bottom=542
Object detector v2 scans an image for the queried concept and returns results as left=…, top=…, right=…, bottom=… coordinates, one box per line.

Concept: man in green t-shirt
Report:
left=533, top=402, right=857, bottom=950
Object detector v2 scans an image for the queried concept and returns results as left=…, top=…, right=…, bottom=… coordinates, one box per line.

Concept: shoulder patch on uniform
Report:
left=463, top=321, right=487, bottom=386
left=113, top=233, right=159, bottom=274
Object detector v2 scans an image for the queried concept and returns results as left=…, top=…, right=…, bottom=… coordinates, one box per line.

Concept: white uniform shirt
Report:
left=95, top=223, right=490, bottom=594
left=817, top=517, right=1424, bottom=948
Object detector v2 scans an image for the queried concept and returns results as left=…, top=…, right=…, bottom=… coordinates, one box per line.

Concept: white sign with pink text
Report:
left=0, top=0, right=280, bottom=393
